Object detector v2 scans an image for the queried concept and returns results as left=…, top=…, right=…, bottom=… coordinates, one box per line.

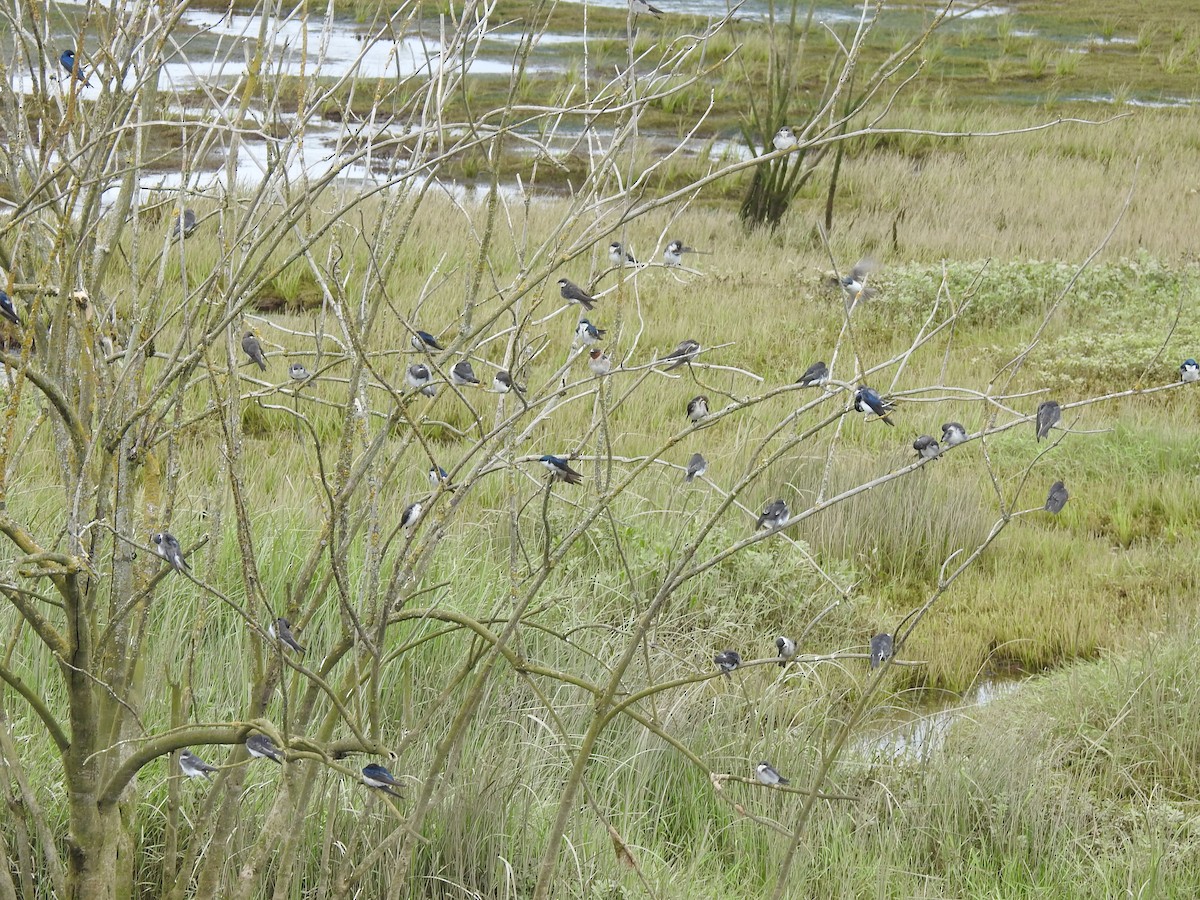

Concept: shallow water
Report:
left=860, top=674, right=1025, bottom=762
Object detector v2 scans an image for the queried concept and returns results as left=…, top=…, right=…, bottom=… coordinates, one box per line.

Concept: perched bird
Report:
left=179, top=750, right=219, bottom=781
left=685, top=452, right=707, bottom=482
left=775, top=636, right=796, bottom=667
left=576, top=319, right=606, bottom=346
left=451, top=360, right=480, bottom=386
left=539, top=454, right=583, bottom=485
left=406, top=364, right=436, bottom=397
left=245, top=733, right=283, bottom=764
left=400, top=501, right=423, bottom=529
left=757, top=499, right=790, bottom=530
left=869, top=632, right=894, bottom=669
left=269, top=617, right=305, bottom=655
left=428, top=464, right=450, bottom=487
left=151, top=531, right=189, bottom=573
left=686, top=395, right=709, bottom=423
left=362, top=763, right=404, bottom=798
left=1181, top=359, right=1200, bottom=383
left=1045, top=480, right=1069, bottom=514
left=289, top=362, right=312, bottom=381
left=713, top=650, right=741, bottom=677
left=662, top=339, right=700, bottom=370
left=941, top=422, right=968, bottom=447
left=241, top=332, right=267, bottom=371
left=59, top=49, right=90, bottom=86
left=587, top=348, right=612, bottom=376
left=755, top=761, right=789, bottom=786
left=854, top=387, right=894, bottom=426
left=663, top=239, right=701, bottom=267
left=913, top=435, right=941, bottom=461
left=493, top=370, right=525, bottom=394
left=1035, top=400, right=1061, bottom=442
left=410, top=330, right=444, bottom=353
left=559, top=278, right=597, bottom=311
left=841, top=258, right=877, bottom=304
left=608, top=242, right=638, bottom=267
left=772, top=126, right=797, bottom=151
left=171, top=208, right=197, bottom=239
left=0, top=290, right=21, bottom=327
left=796, top=361, right=828, bottom=387
left=630, top=0, right=664, bottom=16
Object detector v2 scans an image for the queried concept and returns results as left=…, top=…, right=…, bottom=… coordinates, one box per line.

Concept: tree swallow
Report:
left=1035, top=400, right=1061, bottom=442
left=362, top=763, right=404, bottom=798
left=686, top=395, right=709, bottom=423
left=59, top=49, right=91, bottom=86
left=775, top=636, right=796, bottom=667
left=755, top=761, right=789, bottom=785
left=400, top=501, right=423, bottom=529
left=913, top=435, right=940, bottom=461
left=411, top=330, right=444, bottom=352
left=242, top=332, right=267, bottom=371
left=1044, top=480, right=1068, bottom=514
left=663, top=239, right=701, bottom=267
left=662, top=339, right=700, bottom=370
left=796, top=361, right=828, bottom=387
left=854, top=387, right=894, bottom=426
left=245, top=733, right=283, bottom=764
left=1181, top=359, right=1200, bottom=383
left=407, top=364, right=436, bottom=397
left=757, top=499, right=790, bottom=530
left=179, top=750, right=219, bottom=781
left=576, top=319, right=605, bottom=345
left=171, top=208, right=197, bottom=239
left=841, top=258, right=877, bottom=303
left=428, top=464, right=450, bottom=487
left=588, top=348, right=612, bottom=376
left=0, top=290, right=21, bottom=327
left=630, top=0, right=664, bottom=15
left=493, top=370, right=525, bottom=393
left=713, top=649, right=741, bottom=677
left=539, top=454, right=583, bottom=484
left=608, top=242, right=638, bottom=266
left=451, top=360, right=480, bottom=386
left=559, top=278, right=597, bottom=310
left=289, top=362, right=312, bottom=381
left=941, top=422, right=967, bottom=447
left=685, top=452, right=707, bottom=482
left=151, top=532, right=189, bottom=573
left=772, top=126, right=797, bottom=151
left=269, top=617, right=306, bottom=655
left=869, top=632, right=893, bottom=669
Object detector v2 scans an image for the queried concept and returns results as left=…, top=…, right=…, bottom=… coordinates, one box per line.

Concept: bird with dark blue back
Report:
left=539, top=454, right=583, bottom=485
left=0, top=290, right=20, bottom=327
left=853, top=387, right=894, bottom=426
left=362, top=763, right=404, bottom=798
left=60, top=50, right=91, bottom=86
